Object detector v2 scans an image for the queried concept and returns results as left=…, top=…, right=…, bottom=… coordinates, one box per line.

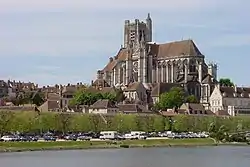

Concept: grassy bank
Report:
left=0, top=138, right=216, bottom=153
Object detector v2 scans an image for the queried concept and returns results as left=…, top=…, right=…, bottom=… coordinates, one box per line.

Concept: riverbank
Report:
left=0, top=138, right=218, bottom=153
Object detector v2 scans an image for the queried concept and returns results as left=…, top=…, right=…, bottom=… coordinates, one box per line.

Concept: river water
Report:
left=0, top=146, right=249, bottom=167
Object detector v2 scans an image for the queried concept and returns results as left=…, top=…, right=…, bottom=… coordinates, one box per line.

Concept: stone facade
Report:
left=94, top=14, right=217, bottom=104
left=210, top=84, right=250, bottom=115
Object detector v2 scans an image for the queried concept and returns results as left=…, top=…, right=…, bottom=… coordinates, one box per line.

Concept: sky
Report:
left=0, top=0, right=249, bottom=86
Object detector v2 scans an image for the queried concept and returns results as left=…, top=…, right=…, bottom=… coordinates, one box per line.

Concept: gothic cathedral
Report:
left=94, top=14, right=218, bottom=108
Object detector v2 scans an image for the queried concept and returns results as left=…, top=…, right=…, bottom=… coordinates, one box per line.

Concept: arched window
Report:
left=189, top=59, right=196, bottom=72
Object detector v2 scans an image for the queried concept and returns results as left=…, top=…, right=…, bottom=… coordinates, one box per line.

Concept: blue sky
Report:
left=0, top=0, right=249, bottom=86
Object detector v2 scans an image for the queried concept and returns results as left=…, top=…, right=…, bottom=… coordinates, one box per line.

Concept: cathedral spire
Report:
left=147, top=13, right=151, bottom=20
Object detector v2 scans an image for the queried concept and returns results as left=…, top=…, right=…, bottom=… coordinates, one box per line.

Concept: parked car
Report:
left=26, top=136, right=39, bottom=142
left=64, top=135, right=77, bottom=141
left=1, top=135, right=18, bottom=141
left=18, top=136, right=28, bottom=141
left=78, top=135, right=92, bottom=141
left=43, top=135, right=57, bottom=141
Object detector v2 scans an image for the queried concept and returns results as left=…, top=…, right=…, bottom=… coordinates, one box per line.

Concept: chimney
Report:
left=109, top=57, right=113, bottom=62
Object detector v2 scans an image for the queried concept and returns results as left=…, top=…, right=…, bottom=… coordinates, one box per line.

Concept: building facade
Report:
left=210, top=84, right=250, bottom=115
left=95, top=14, right=217, bottom=102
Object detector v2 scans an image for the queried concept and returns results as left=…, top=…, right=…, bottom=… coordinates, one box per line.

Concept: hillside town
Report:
left=1, top=14, right=250, bottom=117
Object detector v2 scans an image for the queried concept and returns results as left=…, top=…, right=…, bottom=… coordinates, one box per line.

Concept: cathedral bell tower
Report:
left=123, top=13, right=152, bottom=49
left=123, top=13, right=152, bottom=84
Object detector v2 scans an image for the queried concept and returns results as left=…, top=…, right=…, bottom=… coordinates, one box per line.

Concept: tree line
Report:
left=4, top=91, right=45, bottom=106
left=1, top=111, right=250, bottom=135
left=69, top=88, right=126, bottom=106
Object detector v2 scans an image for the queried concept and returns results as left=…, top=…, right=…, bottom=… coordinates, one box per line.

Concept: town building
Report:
left=209, top=84, right=250, bottom=116
left=88, top=99, right=118, bottom=114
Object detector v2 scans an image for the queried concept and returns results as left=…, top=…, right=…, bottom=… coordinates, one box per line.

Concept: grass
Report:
left=0, top=138, right=216, bottom=153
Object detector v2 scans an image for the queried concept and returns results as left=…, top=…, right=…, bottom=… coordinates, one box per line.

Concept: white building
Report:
left=89, top=99, right=118, bottom=114
left=228, top=106, right=250, bottom=116
left=209, top=84, right=250, bottom=116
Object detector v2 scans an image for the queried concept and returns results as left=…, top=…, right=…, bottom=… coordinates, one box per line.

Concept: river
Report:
left=0, top=146, right=249, bottom=167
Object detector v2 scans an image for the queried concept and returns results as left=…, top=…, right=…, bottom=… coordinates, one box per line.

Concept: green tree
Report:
left=156, top=87, right=185, bottom=110
left=186, top=95, right=199, bottom=103
left=54, top=113, right=72, bottom=134
left=70, top=91, right=97, bottom=106
left=22, top=91, right=33, bottom=104
left=70, top=88, right=124, bottom=106
left=31, top=92, right=45, bottom=106
left=102, top=92, right=116, bottom=102
left=0, top=111, right=14, bottom=135
left=219, top=78, right=234, bottom=87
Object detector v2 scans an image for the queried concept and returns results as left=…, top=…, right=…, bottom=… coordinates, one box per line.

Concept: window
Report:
left=189, top=59, right=196, bottom=72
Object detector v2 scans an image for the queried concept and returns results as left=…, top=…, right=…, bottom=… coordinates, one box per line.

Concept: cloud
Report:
left=0, top=0, right=219, bottom=12
left=0, top=11, right=122, bottom=57
left=1, top=0, right=244, bottom=58
left=210, top=34, right=250, bottom=47
left=35, top=65, right=61, bottom=71
left=0, top=0, right=250, bottom=86
left=173, top=23, right=235, bottom=32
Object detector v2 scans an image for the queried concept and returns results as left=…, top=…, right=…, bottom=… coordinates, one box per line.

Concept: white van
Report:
left=99, top=131, right=118, bottom=140
left=125, top=131, right=147, bottom=140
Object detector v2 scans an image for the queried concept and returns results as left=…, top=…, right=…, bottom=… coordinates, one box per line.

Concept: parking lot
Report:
left=1, top=131, right=210, bottom=142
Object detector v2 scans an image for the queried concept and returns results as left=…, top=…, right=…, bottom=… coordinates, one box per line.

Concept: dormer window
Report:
left=241, top=93, right=244, bottom=97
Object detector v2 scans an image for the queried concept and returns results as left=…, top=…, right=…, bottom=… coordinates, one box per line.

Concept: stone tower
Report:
left=123, top=14, right=153, bottom=84
left=208, top=63, right=217, bottom=80
left=123, top=13, right=152, bottom=49
left=146, top=13, right=152, bottom=42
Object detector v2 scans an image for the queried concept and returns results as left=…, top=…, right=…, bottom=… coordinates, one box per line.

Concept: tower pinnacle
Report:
left=147, top=13, right=151, bottom=19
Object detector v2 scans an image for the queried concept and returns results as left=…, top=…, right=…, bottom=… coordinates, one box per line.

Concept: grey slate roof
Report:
left=90, top=99, right=117, bottom=109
